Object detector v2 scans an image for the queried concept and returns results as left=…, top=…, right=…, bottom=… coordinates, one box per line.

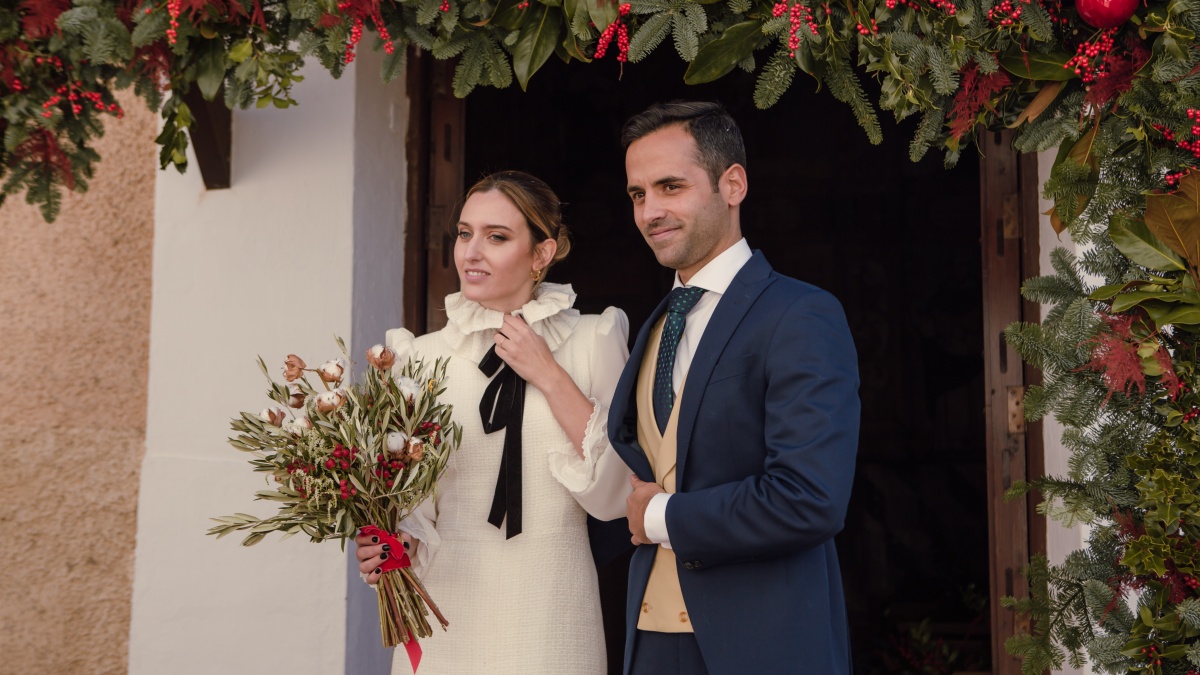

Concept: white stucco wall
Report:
left=127, top=63, right=361, bottom=674
left=1037, top=150, right=1094, bottom=675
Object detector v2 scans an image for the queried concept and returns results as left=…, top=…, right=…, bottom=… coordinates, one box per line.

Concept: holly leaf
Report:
left=999, top=48, right=1076, bottom=81
left=512, top=5, right=564, bottom=90
left=1110, top=214, right=1188, bottom=272
left=683, top=20, right=763, bottom=84
left=1144, top=171, right=1200, bottom=269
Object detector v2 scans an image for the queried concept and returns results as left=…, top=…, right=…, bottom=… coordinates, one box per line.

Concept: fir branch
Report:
left=824, top=56, right=882, bottom=144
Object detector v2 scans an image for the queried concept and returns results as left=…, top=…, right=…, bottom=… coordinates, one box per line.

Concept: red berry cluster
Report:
left=1182, top=405, right=1200, bottom=421
left=344, top=19, right=364, bottom=63
left=374, top=452, right=405, bottom=487
left=594, top=4, right=631, bottom=62
left=516, top=1, right=530, bottom=8
left=1140, top=644, right=1162, bottom=667
left=987, top=0, right=1030, bottom=27
left=338, top=478, right=358, bottom=500
left=1184, top=574, right=1200, bottom=591
left=856, top=17, right=878, bottom=34
left=9, top=77, right=22, bottom=92
left=440, top=0, right=450, bottom=10
left=1043, top=0, right=1071, bottom=26
left=325, top=443, right=359, bottom=470
left=286, top=459, right=315, bottom=475
left=1063, top=27, right=1117, bottom=84
left=885, top=0, right=956, bottom=14
left=417, top=421, right=444, bottom=447
left=41, top=82, right=124, bottom=119
left=1152, top=110, right=1200, bottom=160
left=772, top=2, right=819, bottom=58
left=167, top=0, right=182, bottom=44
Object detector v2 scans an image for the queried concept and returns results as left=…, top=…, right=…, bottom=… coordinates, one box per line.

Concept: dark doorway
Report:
left=460, top=49, right=990, bottom=675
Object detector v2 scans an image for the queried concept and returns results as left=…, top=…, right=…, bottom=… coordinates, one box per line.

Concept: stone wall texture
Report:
left=0, top=97, right=156, bottom=675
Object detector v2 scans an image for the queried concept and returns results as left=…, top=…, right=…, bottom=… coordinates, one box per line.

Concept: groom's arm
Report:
left=663, top=288, right=860, bottom=570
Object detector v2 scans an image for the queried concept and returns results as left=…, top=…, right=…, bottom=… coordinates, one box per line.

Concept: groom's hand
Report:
left=627, top=475, right=665, bottom=546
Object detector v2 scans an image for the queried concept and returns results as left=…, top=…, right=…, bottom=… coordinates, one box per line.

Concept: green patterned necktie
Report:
left=653, top=285, right=707, bottom=434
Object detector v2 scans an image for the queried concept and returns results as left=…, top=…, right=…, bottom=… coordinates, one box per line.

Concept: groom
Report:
left=608, top=101, right=861, bottom=675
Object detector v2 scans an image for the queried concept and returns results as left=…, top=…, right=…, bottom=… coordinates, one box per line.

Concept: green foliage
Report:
left=6, top=0, right=1200, bottom=224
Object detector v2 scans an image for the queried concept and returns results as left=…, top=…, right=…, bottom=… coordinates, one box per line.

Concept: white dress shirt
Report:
left=644, top=238, right=753, bottom=548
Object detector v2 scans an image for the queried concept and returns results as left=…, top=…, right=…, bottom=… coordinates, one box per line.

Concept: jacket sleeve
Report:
left=664, top=290, right=860, bottom=569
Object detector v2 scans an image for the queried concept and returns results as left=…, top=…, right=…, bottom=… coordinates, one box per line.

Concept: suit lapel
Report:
left=675, top=252, right=774, bottom=486
left=608, top=293, right=670, bottom=481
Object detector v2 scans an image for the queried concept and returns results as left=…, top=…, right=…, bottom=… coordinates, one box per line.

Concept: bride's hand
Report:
left=354, top=530, right=414, bottom=585
left=494, top=314, right=563, bottom=391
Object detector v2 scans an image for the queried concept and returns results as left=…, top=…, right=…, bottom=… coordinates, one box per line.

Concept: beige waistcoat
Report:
left=635, top=317, right=693, bottom=633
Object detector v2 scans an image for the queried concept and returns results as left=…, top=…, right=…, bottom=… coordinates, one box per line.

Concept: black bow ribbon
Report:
left=479, top=344, right=525, bottom=539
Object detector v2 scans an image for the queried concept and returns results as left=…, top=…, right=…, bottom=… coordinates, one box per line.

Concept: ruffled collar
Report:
left=441, top=282, right=581, bottom=358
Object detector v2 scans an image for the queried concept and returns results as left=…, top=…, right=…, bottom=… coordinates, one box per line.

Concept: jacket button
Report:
left=683, top=562, right=693, bottom=570
left=693, top=561, right=703, bottom=568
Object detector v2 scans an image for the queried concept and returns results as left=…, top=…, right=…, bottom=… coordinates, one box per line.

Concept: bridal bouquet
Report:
left=209, top=337, right=461, bottom=663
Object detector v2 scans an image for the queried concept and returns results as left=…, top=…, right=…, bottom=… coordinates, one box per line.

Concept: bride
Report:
left=355, top=170, right=632, bottom=674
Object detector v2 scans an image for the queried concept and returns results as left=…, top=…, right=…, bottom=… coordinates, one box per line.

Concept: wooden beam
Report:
left=980, top=130, right=1037, bottom=675
left=1019, top=150, right=1048, bottom=562
left=182, top=87, right=231, bottom=190
left=423, top=59, right=465, bottom=332
left=403, top=47, right=432, bottom=335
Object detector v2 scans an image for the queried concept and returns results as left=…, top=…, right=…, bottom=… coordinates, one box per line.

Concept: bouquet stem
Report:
left=376, top=566, right=449, bottom=648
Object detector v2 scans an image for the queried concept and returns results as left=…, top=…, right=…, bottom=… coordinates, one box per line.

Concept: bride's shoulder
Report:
left=574, top=306, right=629, bottom=343
left=384, top=326, right=447, bottom=359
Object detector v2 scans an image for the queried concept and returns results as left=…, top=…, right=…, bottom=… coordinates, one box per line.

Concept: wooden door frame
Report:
left=402, top=67, right=1048, bottom=675
left=979, top=129, right=1047, bottom=675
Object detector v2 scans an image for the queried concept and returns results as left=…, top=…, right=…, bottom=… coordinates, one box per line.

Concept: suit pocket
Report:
left=709, top=353, right=756, bottom=383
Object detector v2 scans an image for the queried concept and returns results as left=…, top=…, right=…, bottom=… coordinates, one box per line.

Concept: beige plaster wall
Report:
left=0, top=98, right=157, bottom=675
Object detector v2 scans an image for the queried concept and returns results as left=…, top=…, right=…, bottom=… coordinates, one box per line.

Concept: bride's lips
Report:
left=463, top=269, right=490, bottom=282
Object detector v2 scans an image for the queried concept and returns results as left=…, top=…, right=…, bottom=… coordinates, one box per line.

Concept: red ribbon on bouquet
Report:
left=360, top=525, right=422, bottom=672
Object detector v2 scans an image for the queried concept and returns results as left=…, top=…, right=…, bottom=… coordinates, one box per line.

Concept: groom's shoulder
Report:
left=760, top=269, right=847, bottom=318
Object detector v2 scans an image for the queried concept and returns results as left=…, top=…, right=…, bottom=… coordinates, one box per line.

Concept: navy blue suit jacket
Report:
left=608, top=251, right=860, bottom=675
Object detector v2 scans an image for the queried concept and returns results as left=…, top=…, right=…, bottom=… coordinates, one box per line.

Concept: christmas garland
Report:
left=8, top=0, right=1200, bottom=671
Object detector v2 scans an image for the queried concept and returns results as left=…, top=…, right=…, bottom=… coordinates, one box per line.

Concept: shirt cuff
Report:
left=644, top=493, right=672, bottom=549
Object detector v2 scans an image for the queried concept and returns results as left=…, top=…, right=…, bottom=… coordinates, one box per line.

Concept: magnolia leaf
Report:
left=1110, top=215, right=1188, bottom=272
left=684, top=20, right=763, bottom=84
left=587, top=0, right=619, bottom=32
left=1144, top=171, right=1200, bottom=269
left=999, top=48, right=1076, bottom=81
left=1089, top=280, right=1155, bottom=300
left=1112, top=290, right=1187, bottom=312
left=512, top=5, right=563, bottom=91
left=1007, top=81, right=1064, bottom=127
left=562, top=29, right=591, bottom=62
left=1143, top=300, right=1200, bottom=327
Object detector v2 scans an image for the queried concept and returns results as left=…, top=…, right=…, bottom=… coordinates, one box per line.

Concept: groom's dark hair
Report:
left=620, top=100, right=746, bottom=191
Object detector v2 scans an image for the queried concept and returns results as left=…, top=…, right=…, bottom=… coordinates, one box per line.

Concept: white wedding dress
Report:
left=386, top=283, right=632, bottom=675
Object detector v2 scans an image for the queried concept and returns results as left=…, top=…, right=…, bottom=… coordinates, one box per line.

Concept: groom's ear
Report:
left=720, top=163, right=748, bottom=207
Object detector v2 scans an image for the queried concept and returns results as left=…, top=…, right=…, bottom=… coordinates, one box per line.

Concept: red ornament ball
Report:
left=1075, top=0, right=1138, bottom=28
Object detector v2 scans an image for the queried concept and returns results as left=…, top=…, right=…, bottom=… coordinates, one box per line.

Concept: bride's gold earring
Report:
left=531, top=268, right=543, bottom=282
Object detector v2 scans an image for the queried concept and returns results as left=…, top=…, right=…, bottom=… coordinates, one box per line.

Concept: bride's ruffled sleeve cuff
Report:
left=547, top=398, right=611, bottom=493
left=396, top=498, right=439, bottom=576
left=546, top=307, right=633, bottom=521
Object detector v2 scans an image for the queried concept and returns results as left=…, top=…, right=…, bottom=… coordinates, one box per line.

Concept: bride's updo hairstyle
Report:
left=463, top=171, right=571, bottom=279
